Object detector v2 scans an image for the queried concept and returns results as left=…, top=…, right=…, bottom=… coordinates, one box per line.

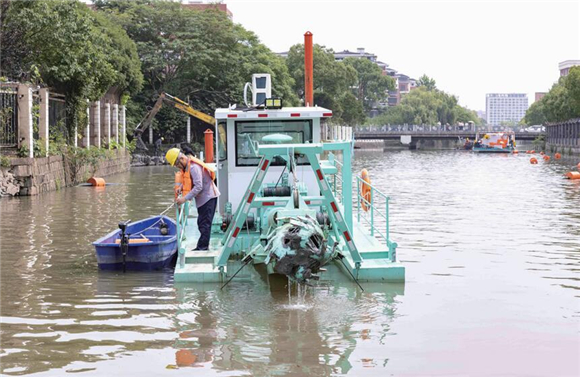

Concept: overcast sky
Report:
left=223, top=0, right=580, bottom=111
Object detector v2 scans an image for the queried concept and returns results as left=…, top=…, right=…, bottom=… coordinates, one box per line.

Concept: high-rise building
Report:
left=485, top=93, right=528, bottom=126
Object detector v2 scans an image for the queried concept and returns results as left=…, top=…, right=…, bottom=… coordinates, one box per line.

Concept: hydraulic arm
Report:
left=133, top=92, right=216, bottom=150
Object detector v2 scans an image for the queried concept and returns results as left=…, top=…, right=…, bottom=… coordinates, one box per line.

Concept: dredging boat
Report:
left=472, top=132, right=516, bottom=153
left=173, top=76, right=404, bottom=285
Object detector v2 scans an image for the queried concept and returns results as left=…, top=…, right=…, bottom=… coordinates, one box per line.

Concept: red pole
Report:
left=304, top=31, right=313, bottom=107
left=204, top=129, right=214, bottom=163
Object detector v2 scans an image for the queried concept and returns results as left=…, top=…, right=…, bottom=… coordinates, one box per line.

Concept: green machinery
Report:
left=173, top=136, right=405, bottom=285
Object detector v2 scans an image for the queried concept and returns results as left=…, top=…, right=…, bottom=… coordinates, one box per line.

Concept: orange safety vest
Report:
left=174, top=157, right=216, bottom=198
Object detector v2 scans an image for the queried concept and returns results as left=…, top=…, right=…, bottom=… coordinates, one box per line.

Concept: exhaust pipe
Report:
left=304, top=31, right=313, bottom=107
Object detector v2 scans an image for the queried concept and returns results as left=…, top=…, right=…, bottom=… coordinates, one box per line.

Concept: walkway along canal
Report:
left=0, top=150, right=578, bottom=376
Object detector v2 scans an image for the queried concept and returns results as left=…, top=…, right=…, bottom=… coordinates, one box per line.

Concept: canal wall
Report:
left=545, top=118, right=580, bottom=156
left=0, top=149, right=131, bottom=196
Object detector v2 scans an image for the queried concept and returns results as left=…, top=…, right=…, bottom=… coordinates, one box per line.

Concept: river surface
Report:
left=1, top=150, right=579, bottom=376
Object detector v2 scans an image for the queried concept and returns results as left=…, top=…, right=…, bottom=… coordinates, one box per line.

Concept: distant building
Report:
left=477, top=110, right=486, bottom=120
left=559, top=60, right=580, bottom=77
left=334, top=48, right=377, bottom=63
left=535, top=92, right=547, bottom=102
left=277, top=46, right=416, bottom=107
left=485, top=93, right=528, bottom=126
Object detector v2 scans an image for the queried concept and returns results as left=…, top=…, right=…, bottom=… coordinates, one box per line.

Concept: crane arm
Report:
left=133, top=92, right=216, bottom=151
left=163, top=93, right=216, bottom=125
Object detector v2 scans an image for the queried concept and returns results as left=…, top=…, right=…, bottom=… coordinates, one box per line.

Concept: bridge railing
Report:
left=357, top=125, right=478, bottom=133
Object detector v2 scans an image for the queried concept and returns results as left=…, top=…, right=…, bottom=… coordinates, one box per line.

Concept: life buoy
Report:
left=360, top=169, right=371, bottom=212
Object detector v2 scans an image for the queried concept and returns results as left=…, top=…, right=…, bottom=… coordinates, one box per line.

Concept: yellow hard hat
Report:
left=165, top=148, right=181, bottom=166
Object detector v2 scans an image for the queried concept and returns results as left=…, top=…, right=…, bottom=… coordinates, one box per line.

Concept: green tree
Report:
left=343, top=57, right=395, bottom=112
left=523, top=100, right=547, bottom=125
left=370, top=86, right=478, bottom=126
left=417, top=74, right=437, bottom=91
left=339, top=92, right=366, bottom=125
left=523, top=66, right=580, bottom=124
left=98, top=1, right=297, bottom=142
left=1, top=0, right=142, bottom=141
left=285, top=44, right=356, bottom=105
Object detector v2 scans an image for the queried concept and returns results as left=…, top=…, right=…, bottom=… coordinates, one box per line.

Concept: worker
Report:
left=155, top=137, right=164, bottom=157
left=165, top=148, right=220, bottom=251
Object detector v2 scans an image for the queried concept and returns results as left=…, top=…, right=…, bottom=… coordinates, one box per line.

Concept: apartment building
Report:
left=485, top=93, right=528, bottom=126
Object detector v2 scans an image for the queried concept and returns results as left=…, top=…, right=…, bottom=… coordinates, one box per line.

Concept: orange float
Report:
left=360, top=169, right=372, bottom=212
left=565, top=172, right=580, bottom=180
left=554, top=153, right=561, bottom=159
left=87, top=177, right=105, bottom=187
left=530, top=157, right=538, bottom=164
left=530, top=150, right=536, bottom=154
left=513, top=150, right=519, bottom=154
left=543, top=155, right=550, bottom=161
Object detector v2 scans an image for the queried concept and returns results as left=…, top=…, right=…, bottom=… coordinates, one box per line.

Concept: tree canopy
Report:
left=343, top=57, right=395, bottom=112
left=524, top=66, right=580, bottom=124
left=96, top=0, right=298, bottom=141
left=370, top=86, right=479, bottom=126
left=285, top=44, right=393, bottom=125
left=1, top=0, right=143, bottom=140
left=417, top=74, right=437, bottom=91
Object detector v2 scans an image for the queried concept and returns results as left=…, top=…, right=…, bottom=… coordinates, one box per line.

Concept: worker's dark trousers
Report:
left=195, top=198, right=217, bottom=250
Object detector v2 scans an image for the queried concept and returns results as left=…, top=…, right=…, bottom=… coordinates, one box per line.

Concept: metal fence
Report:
left=49, top=93, right=67, bottom=139
left=0, top=84, right=19, bottom=147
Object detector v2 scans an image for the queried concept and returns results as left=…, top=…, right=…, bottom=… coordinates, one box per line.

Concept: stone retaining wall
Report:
left=0, top=149, right=131, bottom=196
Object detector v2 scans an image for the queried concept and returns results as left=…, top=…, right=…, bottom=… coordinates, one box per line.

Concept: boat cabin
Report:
left=213, top=106, right=333, bottom=214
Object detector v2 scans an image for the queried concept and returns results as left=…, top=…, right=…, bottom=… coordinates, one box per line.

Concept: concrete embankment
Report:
left=0, top=149, right=130, bottom=197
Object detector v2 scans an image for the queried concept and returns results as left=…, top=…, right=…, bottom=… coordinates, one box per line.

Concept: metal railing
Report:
left=331, top=157, right=344, bottom=204
left=358, top=125, right=477, bottom=133
left=0, top=85, right=18, bottom=147
left=356, top=176, right=391, bottom=247
left=176, top=202, right=190, bottom=268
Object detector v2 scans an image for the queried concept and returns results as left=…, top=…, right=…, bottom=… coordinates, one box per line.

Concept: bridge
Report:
left=354, top=128, right=543, bottom=141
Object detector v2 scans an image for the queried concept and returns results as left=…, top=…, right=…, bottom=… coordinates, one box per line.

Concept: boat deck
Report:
left=174, top=212, right=404, bottom=283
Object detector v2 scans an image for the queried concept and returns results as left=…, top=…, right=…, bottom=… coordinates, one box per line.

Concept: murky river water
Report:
left=1, top=150, right=579, bottom=376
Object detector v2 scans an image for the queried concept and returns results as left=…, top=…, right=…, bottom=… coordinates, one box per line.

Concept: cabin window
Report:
left=217, top=121, right=227, bottom=161
left=235, top=120, right=313, bottom=167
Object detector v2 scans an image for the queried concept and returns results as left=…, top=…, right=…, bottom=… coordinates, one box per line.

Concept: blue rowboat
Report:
left=93, top=216, right=177, bottom=271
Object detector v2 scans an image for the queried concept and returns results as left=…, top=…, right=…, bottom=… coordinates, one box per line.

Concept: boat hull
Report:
left=93, top=216, right=178, bottom=271
left=472, top=147, right=514, bottom=153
